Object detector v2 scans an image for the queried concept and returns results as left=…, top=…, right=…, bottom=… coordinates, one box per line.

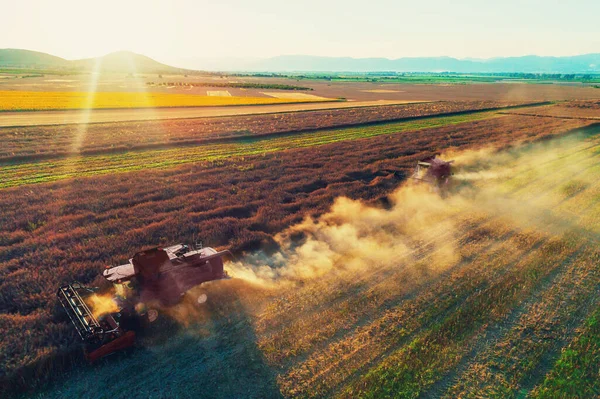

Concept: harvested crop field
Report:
left=1, top=97, right=600, bottom=398
left=361, top=89, right=403, bottom=93
left=0, top=100, right=423, bottom=128
left=502, top=100, right=600, bottom=120
left=261, top=92, right=330, bottom=100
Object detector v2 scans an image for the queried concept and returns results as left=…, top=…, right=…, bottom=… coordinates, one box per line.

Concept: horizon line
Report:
left=2, top=47, right=600, bottom=63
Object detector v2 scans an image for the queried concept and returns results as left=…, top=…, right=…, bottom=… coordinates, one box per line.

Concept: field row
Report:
left=0, top=100, right=538, bottom=160
left=0, top=112, right=501, bottom=188
left=530, top=306, right=600, bottom=398
left=502, top=100, right=600, bottom=120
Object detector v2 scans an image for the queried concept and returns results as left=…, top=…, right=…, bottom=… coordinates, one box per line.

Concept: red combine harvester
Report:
left=412, top=156, right=454, bottom=192
left=57, top=244, right=230, bottom=362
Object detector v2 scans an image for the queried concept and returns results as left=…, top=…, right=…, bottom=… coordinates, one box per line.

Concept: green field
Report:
left=239, top=72, right=600, bottom=85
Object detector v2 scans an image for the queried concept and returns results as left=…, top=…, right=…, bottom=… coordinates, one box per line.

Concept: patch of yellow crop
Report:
left=0, top=90, right=322, bottom=111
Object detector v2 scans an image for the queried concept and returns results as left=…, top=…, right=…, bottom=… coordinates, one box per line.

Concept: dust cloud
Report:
left=227, top=184, right=462, bottom=286
left=87, top=293, right=120, bottom=318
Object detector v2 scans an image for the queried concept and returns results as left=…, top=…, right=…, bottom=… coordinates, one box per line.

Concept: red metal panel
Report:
left=84, top=331, right=136, bottom=363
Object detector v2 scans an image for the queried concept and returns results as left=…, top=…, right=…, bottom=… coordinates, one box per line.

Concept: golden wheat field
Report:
left=0, top=90, right=321, bottom=111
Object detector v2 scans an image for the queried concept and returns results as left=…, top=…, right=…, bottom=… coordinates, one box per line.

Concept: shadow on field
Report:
left=19, top=279, right=282, bottom=399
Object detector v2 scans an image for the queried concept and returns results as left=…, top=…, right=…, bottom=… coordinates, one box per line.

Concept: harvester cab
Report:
left=57, top=243, right=230, bottom=362
left=103, top=244, right=230, bottom=306
left=412, top=156, right=454, bottom=192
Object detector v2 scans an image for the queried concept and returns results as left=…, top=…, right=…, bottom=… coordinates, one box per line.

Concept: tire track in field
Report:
left=331, top=233, right=562, bottom=399
left=268, top=216, right=491, bottom=369
left=520, top=278, right=600, bottom=396
left=425, top=148, right=600, bottom=398
left=281, top=228, right=552, bottom=398
left=440, top=247, right=600, bottom=399
left=425, top=244, right=586, bottom=399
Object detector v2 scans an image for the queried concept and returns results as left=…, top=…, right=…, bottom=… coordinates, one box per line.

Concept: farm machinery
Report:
left=57, top=244, right=230, bottom=362
left=412, top=155, right=454, bottom=192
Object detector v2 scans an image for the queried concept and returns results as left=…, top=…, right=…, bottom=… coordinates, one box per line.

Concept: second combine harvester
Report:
left=412, top=155, right=454, bottom=193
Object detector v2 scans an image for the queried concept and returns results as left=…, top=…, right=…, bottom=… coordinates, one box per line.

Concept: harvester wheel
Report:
left=147, top=309, right=159, bottom=323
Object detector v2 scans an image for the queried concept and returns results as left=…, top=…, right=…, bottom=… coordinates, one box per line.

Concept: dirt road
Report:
left=0, top=100, right=426, bottom=127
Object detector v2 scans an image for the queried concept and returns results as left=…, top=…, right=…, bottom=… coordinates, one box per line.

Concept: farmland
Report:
left=1, top=112, right=502, bottom=188
left=252, top=72, right=600, bottom=85
left=147, top=81, right=314, bottom=91
left=0, top=100, right=544, bottom=159
left=1, top=93, right=600, bottom=398
left=502, top=100, right=600, bottom=120
left=4, top=1, right=600, bottom=395
left=0, top=90, right=324, bottom=112
left=3, top=72, right=600, bottom=103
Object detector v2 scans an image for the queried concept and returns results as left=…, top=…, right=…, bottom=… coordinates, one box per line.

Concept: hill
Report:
left=0, top=49, right=189, bottom=73
left=71, top=51, right=187, bottom=73
left=0, top=48, right=68, bottom=68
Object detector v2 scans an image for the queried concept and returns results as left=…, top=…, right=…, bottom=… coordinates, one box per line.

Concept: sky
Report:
left=1, top=0, right=599, bottom=66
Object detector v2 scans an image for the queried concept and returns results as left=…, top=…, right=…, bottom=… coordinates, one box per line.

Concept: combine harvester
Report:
left=412, top=155, right=454, bottom=194
left=57, top=244, right=230, bottom=362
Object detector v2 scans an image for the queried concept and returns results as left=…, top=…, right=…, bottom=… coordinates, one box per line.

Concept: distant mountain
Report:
left=217, top=54, right=600, bottom=73
left=0, top=49, right=68, bottom=68
left=2, top=48, right=600, bottom=74
left=0, top=49, right=189, bottom=73
left=71, top=51, right=187, bottom=73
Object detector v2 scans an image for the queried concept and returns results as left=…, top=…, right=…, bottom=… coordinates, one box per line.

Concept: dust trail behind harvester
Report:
left=227, top=128, right=600, bottom=290
left=227, top=185, right=462, bottom=286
